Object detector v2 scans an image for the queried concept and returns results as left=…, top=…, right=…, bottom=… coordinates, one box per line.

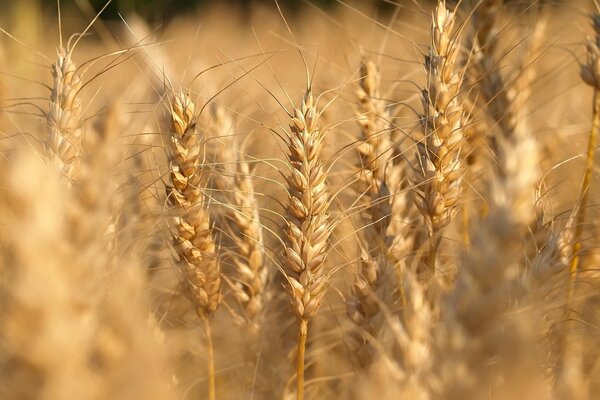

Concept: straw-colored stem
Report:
left=296, top=318, right=308, bottom=400
left=202, top=315, right=216, bottom=400
left=568, top=90, right=599, bottom=300
left=426, top=234, right=438, bottom=278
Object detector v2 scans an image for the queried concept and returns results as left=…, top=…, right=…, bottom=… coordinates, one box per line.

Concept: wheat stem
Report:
left=569, top=93, right=598, bottom=302
left=202, top=315, right=216, bottom=400
left=570, top=12, right=600, bottom=309
left=296, top=318, right=308, bottom=400
left=569, top=91, right=599, bottom=288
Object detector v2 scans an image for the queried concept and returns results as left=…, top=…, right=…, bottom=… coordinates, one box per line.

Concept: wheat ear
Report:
left=283, top=89, right=332, bottom=400
left=46, top=47, right=83, bottom=180
left=211, top=105, right=267, bottom=324
left=166, top=90, right=221, bottom=400
left=355, top=59, right=394, bottom=242
left=347, top=59, right=401, bottom=365
left=414, top=1, right=465, bottom=277
left=470, top=0, right=516, bottom=136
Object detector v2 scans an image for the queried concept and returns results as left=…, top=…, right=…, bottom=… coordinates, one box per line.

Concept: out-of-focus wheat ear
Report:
left=348, top=58, right=415, bottom=364
left=413, top=1, right=466, bottom=278
left=211, top=105, right=268, bottom=326
left=346, top=247, right=381, bottom=366
left=355, top=59, right=394, bottom=242
left=165, top=90, right=221, bottom=400
left=468, top=0, right=520, bottom=153
left=0, top=149, right=99, bottom=400
left=571, top=12, right=600, bottom=300
left=45, top=47, right=83, bottom=180
left=347, top=59, right=390, bottom=364
left=283, top=89, right=332, bottom=400
left=472, top=0, right=502, bottom=50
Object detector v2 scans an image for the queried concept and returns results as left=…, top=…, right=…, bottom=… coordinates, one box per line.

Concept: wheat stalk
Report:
left=555, top=12, right=600, bottom=386
left=165, top=90, right=221, bottom=400
left=283, top=89, right=332, bottom=400
left=414, top=1, right=465, bottom=277
left=46, top=47, right=83, bottom=180
left=572, top=12, right=600, bottom=295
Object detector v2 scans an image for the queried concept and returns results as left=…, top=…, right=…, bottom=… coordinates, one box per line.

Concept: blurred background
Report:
left=0, top=0, right=356, bottom=22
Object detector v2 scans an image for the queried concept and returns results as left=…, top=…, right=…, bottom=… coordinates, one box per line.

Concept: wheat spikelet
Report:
left=283, top=89, right=332, bottom=400
left=211, top=105, right=267, bottom=324
left=46, top=47, right=83, bottom=179
left=414, top=1, right=465, bottom=275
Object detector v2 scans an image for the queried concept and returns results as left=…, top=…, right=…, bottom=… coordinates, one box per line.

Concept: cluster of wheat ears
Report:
left=1, top=0, right=600, bottom=398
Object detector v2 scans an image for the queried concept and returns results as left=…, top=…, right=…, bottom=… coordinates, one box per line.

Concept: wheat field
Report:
left=0, top=0, right=599, bottom=399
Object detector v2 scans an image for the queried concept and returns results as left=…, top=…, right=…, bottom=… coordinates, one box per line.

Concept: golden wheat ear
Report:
left=46, top=47, right=83, bottom=180
left=282, top=88, right=333, bottom=400
left=413, top=1, right=466, bottom=278
left=165, top=90, right=221, bottom=400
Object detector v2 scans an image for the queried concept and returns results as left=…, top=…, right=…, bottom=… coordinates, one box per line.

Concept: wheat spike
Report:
left=211, top=105, right=267, bottom=323
left=166, top=90, right=222, bottom=400
left=46, top=47, right=83, bottom=179
left=166, top=90, right=221, bottom=317
left=414, top=1, right=465, bottom=275
left=283, top=89, right=332, bottom=400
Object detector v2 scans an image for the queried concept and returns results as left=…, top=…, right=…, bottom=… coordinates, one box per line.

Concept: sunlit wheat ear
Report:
left=166, top=90, right=221, bottom=317
left=46, top=47, right=83, bottom=180
left=284, top=88, right=332, bottom=321
left=283, top=89, right=332, bottom=400
left=211, top=105, right=267, bottom=324
left=165, top=90, right=220, bottom=400
left=413, top=1, right=465, bottom=276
